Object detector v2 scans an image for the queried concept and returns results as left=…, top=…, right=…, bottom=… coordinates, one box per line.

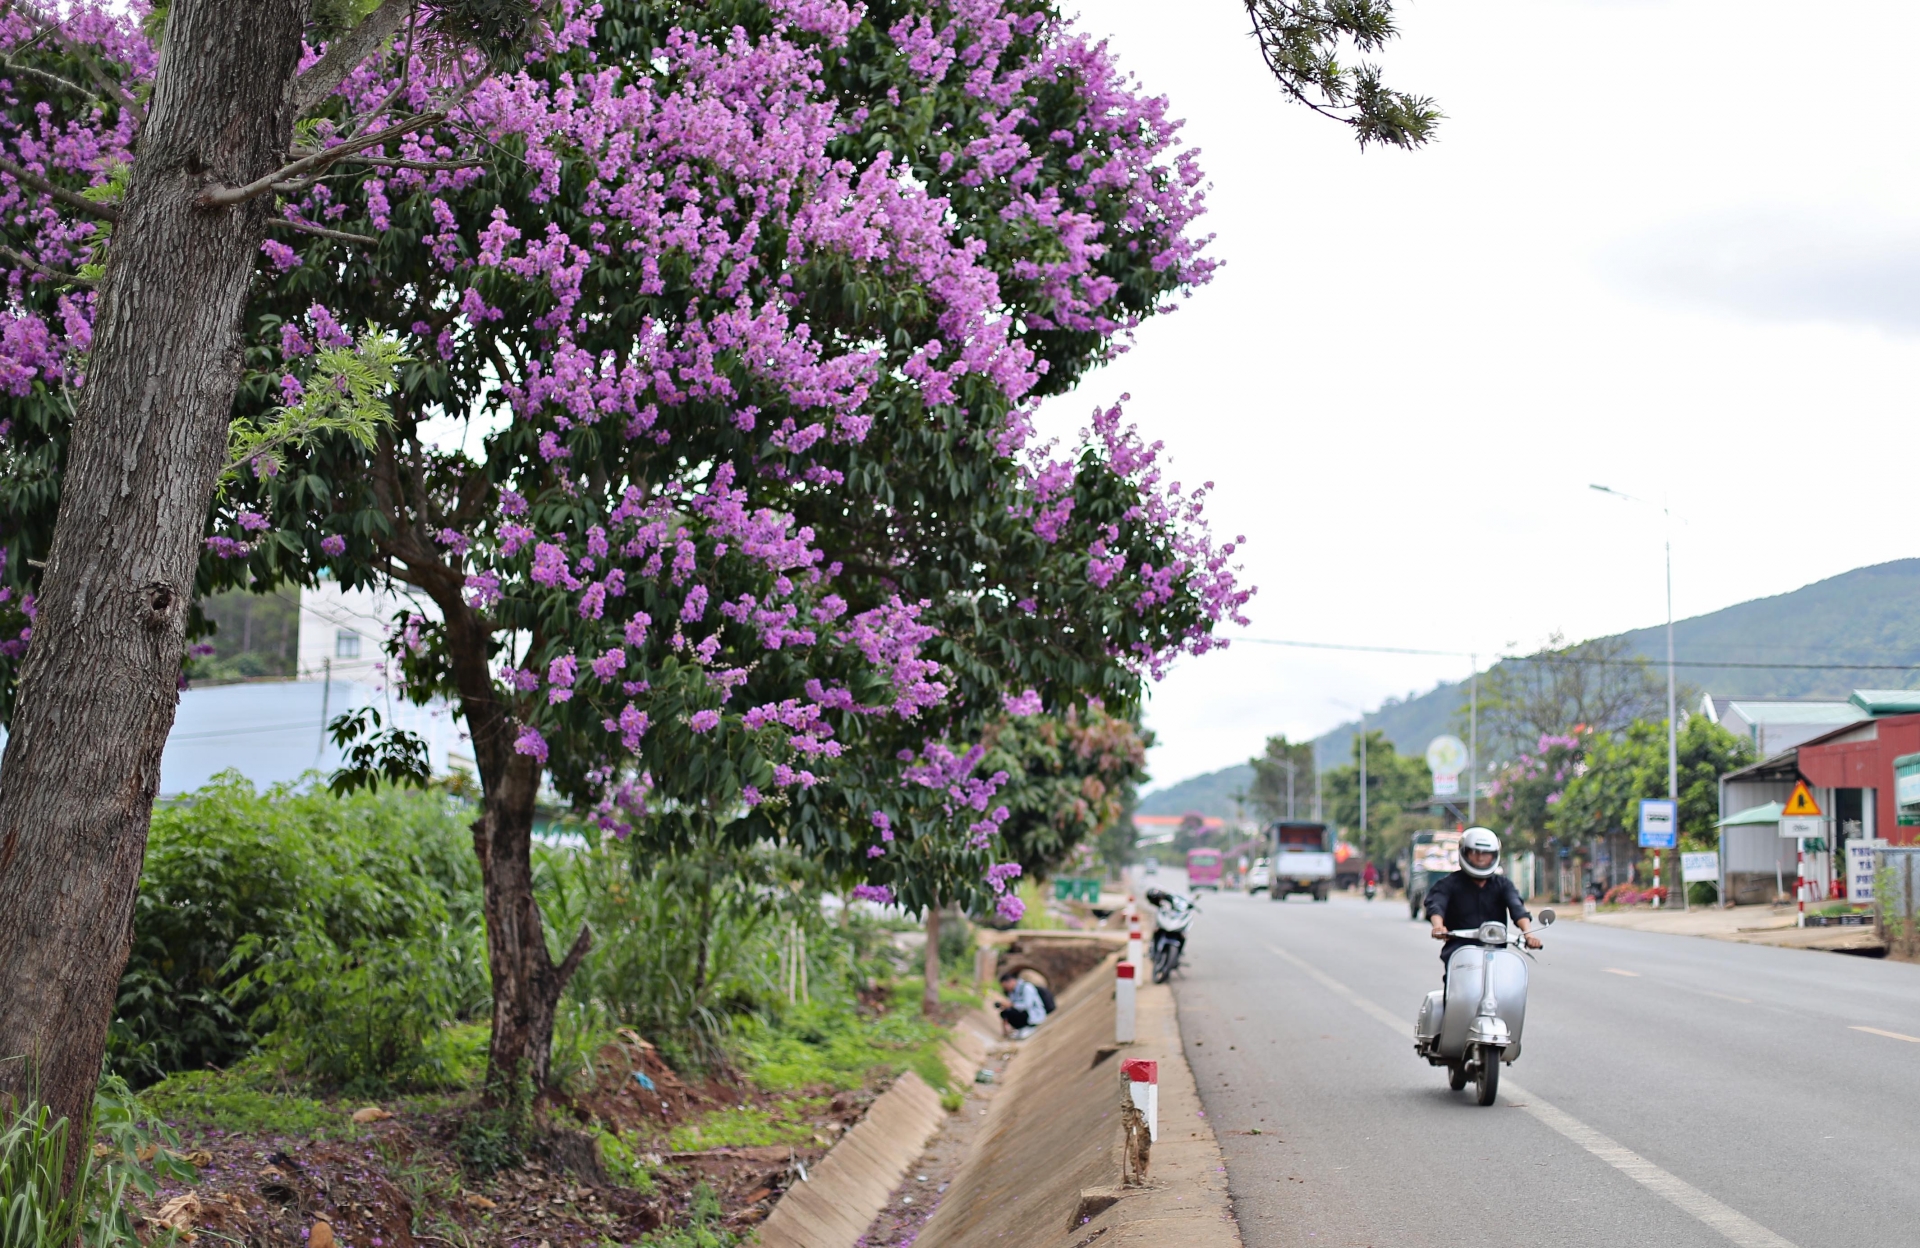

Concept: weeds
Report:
left=634, top=1183, right=738, bottom=1248
left=0, top=1075, right=197, bottom=1248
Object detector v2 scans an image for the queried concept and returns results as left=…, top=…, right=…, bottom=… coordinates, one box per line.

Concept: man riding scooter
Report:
left=1426, top=828, right=1540, bottom=976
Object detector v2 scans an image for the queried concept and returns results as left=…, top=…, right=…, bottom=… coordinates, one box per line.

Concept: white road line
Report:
left=1604, top=967, right=1641, bottom=977
left=1264, top=943, right=1800, bottom=1248
left=1851, top=1025, right=1920, bottom=1044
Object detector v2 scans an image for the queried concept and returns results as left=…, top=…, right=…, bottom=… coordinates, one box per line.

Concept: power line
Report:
left=1237, top=636, right=1920, bottom=673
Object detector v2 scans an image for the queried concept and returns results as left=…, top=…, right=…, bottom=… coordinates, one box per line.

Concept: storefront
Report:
left=1716, top=700, right=1920, bottom=905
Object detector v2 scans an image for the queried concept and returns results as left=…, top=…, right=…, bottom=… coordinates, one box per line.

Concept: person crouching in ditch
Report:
left=998, top=970, right=1048, bottom=1038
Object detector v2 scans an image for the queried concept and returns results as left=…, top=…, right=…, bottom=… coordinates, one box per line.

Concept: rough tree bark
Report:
left=0, top=0, right=311, bottom=1136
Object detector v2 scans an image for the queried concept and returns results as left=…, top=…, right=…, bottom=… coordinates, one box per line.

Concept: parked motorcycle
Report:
left=1412, top=910, right=1554, bottom=1105
left=1143, top=888, right=1196, bottom=983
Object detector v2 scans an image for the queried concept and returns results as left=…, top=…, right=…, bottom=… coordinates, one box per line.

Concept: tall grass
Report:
left=0, top=1075, right=195, bottom=1248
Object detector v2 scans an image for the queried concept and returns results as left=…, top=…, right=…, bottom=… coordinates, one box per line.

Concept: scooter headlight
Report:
left=1477, top=921, right=1508, bottom=945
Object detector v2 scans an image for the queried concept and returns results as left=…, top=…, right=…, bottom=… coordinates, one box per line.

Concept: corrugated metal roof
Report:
left=1851, top=690, right=1920, bottom=715
left=1724, top=700, right=1863, bottom=725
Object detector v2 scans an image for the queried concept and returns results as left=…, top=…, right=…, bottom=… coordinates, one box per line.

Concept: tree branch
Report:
left=201, top=112, right=446, bottom=208
left=0, top=243, right=90, bottom=286
left=0, top=55, right=99, bottom=104
left=555, top=923, right=594, bottom=990
left=266, top=216, right=379, bottom=245
left=294, top=0, right=414, bottom=118
left=0, top=153, right=118, bottom=222
left=316, top=154, right=488, bottom=173
left=9, top=0, right=132, bottom=108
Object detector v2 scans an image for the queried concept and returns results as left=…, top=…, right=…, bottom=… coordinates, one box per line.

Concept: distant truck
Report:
left=1405, top=829, right=1461, bottom=920
left=1267, top=821, right=1334, bottom=902
left=1186, top=848, right=1223, bottom=891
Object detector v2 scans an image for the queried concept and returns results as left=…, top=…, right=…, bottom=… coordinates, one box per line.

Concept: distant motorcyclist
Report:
left=1425, top=828, right=1540, bottom=977
left=1362, top=860, right=1379, bottom=900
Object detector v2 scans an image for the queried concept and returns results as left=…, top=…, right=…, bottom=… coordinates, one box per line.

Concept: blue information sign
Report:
left=1638, top=798, right=1677, bottom=849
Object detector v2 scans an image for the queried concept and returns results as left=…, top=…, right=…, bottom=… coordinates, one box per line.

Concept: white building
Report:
left=157, top=578, right=466, bottom=794
left=0, top=578, right=469, bottom=796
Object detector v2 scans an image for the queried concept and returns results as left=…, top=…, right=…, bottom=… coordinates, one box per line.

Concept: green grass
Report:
left=733, top=1001, right=952, bottom=1093
left=143, top=1073, right=336, bottom=1138
left=142, top=1058, right=339, bottom=1138
left=666, top=1100, right=823, bottom=1151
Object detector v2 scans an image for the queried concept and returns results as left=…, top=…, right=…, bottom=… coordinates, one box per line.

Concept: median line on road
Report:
left=1603, top=968, right=1641, bottom=977
left=1263, top=943, right=1800, bottom=1248
left=1850, top=1025, right=1920, bottom=1044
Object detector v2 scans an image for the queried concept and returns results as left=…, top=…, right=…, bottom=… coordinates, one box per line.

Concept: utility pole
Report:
left=1359, top=711, right=1368, bottom=844
left=1313, top=741, right=1323, bottom=821
left=1284, top=758, right=1296, bottom=820
left=1469, top=653, right=1478, bottom=826
left=1592, top=484, right=1681, bottom=906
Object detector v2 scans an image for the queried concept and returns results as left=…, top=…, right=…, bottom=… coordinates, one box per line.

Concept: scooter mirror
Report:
left=1537, top=908, right=1556, bottom=926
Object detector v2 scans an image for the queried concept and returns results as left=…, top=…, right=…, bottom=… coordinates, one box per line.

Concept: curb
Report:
left=755, top=1013, right=993, bottom=1248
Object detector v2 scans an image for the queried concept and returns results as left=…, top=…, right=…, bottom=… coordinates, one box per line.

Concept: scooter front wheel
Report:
left=1474, top=1045, right=1501, bottom=1106
left=1152, top=942, right=1174, bottom=983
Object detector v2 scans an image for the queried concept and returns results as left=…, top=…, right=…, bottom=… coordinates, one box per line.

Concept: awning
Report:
left=1718, top=801, right=1783, bottom=827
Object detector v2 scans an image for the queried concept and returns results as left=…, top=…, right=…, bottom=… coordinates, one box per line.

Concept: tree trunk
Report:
left=0, top=0, right=309, bottom=1141
left=922, top=905, right=942, bottom=1017
left=416, top=572, right=591, bottom=1100
left=471, top=749, right=589, bottom=1100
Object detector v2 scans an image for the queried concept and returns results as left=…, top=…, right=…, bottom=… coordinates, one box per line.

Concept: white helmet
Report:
left=1460, top=827, right=1501, bottom=878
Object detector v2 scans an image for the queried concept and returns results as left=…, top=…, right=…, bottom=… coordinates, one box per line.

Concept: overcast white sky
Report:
left=1033, top=0, right=1920, bottom=792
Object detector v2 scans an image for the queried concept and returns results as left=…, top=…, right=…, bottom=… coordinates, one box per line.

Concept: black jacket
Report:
left=1424, top=869, right=1530, bottom=961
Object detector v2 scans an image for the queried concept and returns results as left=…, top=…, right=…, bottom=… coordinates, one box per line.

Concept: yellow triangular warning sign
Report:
left=1783, top=781, right=1822, bottom=817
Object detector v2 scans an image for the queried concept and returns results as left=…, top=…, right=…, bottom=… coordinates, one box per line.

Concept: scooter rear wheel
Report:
left=1447, top=1064, right=1468, bottom=1091
left=1474, top=1046, right=1501, bottom=1106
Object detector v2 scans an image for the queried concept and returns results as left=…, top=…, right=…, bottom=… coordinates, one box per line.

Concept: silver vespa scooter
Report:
left=1413, top=909, right=1554, bottom=1105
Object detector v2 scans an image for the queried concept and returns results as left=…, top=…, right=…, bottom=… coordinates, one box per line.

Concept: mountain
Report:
left=1135, top=762, right=1254, bottom=818
left=1143, top=559, right=1920, bottom=818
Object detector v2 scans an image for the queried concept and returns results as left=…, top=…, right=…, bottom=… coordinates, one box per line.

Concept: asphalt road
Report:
left=1174, top=889, right=1920, bottom=1248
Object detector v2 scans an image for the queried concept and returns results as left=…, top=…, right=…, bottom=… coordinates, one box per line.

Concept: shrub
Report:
left=111, top=773, right=484, bottom=1084
left=233, top=920, right=481, bottom=1095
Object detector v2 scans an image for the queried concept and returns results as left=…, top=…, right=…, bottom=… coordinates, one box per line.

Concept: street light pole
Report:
left=1469, top=653, right=1478, bottom=826
left=1592, top=483, right=1681, bottom=905
left=1359, top=711, right=1368, bottom=844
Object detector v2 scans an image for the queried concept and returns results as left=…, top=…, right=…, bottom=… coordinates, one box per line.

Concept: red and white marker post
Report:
left=1115, top=961, right=1137, bottom=1043
left=1121, top=1058, right=1158, bottom=1141
left=1127, top=921, right=1144, bottom=968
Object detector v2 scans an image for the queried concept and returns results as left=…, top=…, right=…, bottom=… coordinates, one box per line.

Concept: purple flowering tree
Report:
left=0, top=0, right=1253, bottom=1098
left=0, top=0, right=550, bottom=1135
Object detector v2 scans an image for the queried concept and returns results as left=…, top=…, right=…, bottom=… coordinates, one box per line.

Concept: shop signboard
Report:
left=1681, top=852, right=1720, bottom=883
left=1638, top=798, right=1677, bottom=849
left=1426, top=735, right=1467, bottom=798
left=1848, top=840, right=1886, bottom=904
left=1896, top=753, right=1920, bottom=826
